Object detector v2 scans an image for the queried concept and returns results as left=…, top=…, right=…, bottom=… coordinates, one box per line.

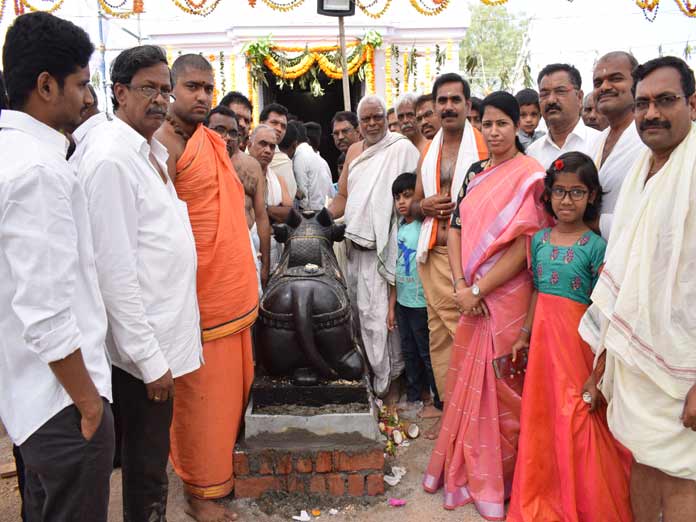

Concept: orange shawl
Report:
left=175, top=125, right=258, bottom=341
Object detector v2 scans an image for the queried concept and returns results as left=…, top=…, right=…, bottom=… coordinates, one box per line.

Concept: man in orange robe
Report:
left=156, top=54, right=258, bottom=522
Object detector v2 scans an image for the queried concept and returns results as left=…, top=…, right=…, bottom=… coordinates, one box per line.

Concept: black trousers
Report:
left=13, top=442, right=26, bottom=521
left=395, top=303, right=442, bottom=407
left=19, top=398, right=114, bottom=522
left=112, top=366, right=172, bottom=522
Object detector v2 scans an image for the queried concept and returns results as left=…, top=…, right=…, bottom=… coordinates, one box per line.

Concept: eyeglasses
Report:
left=212, top=126, right=239, bottom=139
left=550, top=187, right=589, bottom=201
left=634, top=94, right=685, bottom=113
left=539, top=87, right=576, bottom=100
left=416, top=110, right=434, bottom=123
left=126, top=84, right=175, bottom=103
left=359, top=114, right=385, bottom=124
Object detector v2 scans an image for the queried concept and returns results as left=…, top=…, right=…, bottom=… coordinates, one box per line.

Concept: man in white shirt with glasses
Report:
left=73, top=45, right=202, bottom=522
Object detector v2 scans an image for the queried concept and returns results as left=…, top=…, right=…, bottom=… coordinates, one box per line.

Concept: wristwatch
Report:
left=471, top=283, right=481, bottom=297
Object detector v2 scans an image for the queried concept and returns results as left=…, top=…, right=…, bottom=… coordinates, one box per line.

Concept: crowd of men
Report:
left=1, top=9, right=695, bottom=522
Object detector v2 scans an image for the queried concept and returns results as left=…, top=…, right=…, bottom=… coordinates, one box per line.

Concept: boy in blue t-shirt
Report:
left=388, top=173, right=442, bottom=411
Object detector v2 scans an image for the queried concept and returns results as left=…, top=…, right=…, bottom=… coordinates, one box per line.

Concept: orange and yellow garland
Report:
left=260, top=42, right=373, bottom=81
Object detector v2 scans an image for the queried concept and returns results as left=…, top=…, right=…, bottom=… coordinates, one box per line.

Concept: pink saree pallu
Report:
left=423, top=155, right=550, bottom=520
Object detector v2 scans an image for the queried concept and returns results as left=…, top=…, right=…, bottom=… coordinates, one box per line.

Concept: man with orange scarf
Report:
left=156, top=55, right=258, bottom=522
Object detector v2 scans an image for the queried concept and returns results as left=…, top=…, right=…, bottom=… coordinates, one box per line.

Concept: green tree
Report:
left=460, top=3, right=530, bottom=95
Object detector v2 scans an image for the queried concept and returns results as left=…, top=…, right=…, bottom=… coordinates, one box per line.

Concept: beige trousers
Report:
left=417, top=246, right=460, bottom=400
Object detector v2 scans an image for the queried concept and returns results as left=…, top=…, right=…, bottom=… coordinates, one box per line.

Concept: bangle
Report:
left=453, top=277, right=467, bottom=289
left=520, top=326, right=531, bottom=335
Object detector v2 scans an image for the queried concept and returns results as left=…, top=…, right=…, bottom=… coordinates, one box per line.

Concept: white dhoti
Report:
left=265, top=167, right=284, bottom=272
left=602, top=354, right=696, bottom=480
left=250, top=222, right=262, bottom=297
left=346, top=246, right=403, bottom=397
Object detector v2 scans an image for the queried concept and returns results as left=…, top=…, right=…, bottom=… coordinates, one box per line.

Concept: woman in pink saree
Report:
left=423, top=91, right=551, bottom=520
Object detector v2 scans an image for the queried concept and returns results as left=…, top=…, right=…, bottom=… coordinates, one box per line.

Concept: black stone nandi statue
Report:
left=255, top=208, right=365, bottom=385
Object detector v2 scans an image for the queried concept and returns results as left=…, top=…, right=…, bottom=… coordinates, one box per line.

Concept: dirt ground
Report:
left=0, top=416, right=489, bottom=522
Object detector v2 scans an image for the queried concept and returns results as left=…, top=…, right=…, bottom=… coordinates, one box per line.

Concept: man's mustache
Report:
left=598, top=90, right=617, bottom=100
left=441, top=110, right=458, bottom=119
left=640, top=119, right=671, bottom=131
left=147, top=107, right=166, bottom=116
left=544, top=103, right=562, bottom=113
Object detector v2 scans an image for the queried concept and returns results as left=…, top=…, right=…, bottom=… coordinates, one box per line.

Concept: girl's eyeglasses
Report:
left=550, top=188, right=588, bottom=201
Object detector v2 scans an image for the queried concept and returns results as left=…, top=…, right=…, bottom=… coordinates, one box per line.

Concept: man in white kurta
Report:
left=329, top=96, right=420, bottom=397
left=591, top=51, right=646, bottom=238
left=580, top=57, right=696, bottom=521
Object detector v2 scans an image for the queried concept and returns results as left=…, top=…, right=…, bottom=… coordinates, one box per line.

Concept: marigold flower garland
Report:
left=171, top=0, right=221, bottom=16
left=97, top=0, right=138, bottom=18
left=424, top=46, right=432, bottom=87
left=245, top=35, right=380, bottom=97
left=409, top=0, right=450, bottom=16
left=230, top=54, right=237, bottom=92
left=17, top=0, right=65, bottom=14
left=402, top=49, right=409, bottom=92
left=385, top=46, right=394, bottom=107
left=356, top=0, right=392, bottom=19
left=366, top=46, right=376, bottom=94
left=260, top=0, right=305, bottom=12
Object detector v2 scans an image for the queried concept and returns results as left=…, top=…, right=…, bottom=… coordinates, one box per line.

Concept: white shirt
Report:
left=271, top=147, right=297, bottom=200
left=293, top=142, right=334, bottom=210
left=0, top=111, right=112, bottom=445
left=73, top=117, right=202, bottom=383
left=593, top=124, right=645, bottom=238
left=527, top=118, right=602, bottom=168
left=69, top=112, right=111, bottom=165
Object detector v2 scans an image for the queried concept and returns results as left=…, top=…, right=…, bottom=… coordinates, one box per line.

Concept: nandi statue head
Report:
left=272, top=208, right=345, bottom=269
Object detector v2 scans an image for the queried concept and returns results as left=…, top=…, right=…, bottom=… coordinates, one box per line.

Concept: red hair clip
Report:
left=554, top=159, right=565, bottom=171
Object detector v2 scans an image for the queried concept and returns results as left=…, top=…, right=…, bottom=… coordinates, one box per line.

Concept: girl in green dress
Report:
left=507, top=151, right=633, bottom=522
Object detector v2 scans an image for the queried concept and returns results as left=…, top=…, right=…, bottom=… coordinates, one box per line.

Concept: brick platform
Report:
left=234, top=429, right=385, bottom=498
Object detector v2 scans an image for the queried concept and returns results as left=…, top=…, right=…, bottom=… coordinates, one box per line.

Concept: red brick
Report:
left=235, top=476, right=281, bottom=498
left=335, top=448, right=384, bottom=472
left=258, top=452, right=274, bottom=475
left=295, top=456, right=313, bottom=473
left=233, top=451, right=249, bottom=476
left=309, top=475, right=326, bottom=494
left=288, top=475, right=306, bottom=494
left=366, top=473, right=384, bottom=496
left=347, top=474, right=364, bottom=496
left=315, top=451, right=332, bottom=473
left=326, top=473, right=345, bottom=496
left=276, top=453, right=292, bottom=474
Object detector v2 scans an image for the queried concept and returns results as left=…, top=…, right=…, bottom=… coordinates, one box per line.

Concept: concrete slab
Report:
left=244, top=395, right=382, bottom=441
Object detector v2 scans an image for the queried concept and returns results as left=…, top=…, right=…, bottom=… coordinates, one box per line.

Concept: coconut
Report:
left=407, top=423, right=420, bottom=439
left=392, top=429, right=404, bottom=445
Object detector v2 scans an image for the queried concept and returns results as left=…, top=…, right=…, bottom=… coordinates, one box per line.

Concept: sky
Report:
left=1, top=0, right=695, bottom=95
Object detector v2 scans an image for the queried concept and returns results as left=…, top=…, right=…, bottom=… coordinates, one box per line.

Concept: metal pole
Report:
left=96, top=1, right=108, bottom=114
left=338, top=16, right=351, bottom=111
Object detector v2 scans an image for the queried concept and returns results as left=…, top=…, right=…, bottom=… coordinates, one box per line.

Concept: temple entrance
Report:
left=263, top=71, right=363, bottom=180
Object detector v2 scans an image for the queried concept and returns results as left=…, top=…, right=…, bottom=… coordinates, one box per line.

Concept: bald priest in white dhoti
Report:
left=580, top=123, right=696, bottom=483
left=329, top=95, right=420, bottom=397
